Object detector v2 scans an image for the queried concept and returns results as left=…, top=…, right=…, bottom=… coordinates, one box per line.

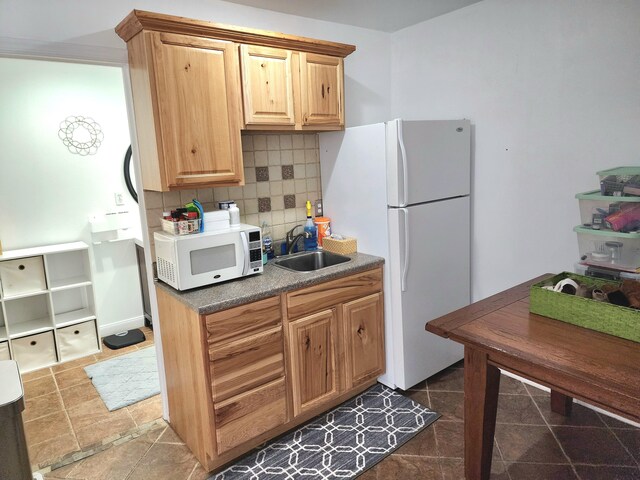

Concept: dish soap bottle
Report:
left=304, top=200, right=318, bottom=251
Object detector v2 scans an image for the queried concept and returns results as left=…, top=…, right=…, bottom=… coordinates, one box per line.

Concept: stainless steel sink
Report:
left=274, top=251, right=351, bottom=272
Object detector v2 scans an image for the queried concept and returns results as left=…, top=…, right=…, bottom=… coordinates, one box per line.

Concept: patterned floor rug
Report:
left=84, top=346, right=160, bottom=411
left=210, top=383, right=439, bottom=479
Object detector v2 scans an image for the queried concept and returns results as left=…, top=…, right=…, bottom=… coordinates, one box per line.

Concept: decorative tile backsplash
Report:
left=143, top=132, right=321, bottom=258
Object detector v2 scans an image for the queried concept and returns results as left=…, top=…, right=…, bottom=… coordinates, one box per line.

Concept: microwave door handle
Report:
left=240, top=231, right=250, bottom=275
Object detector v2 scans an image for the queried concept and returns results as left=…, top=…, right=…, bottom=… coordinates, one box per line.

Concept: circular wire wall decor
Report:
left=58, top=115, right=104, bottom=155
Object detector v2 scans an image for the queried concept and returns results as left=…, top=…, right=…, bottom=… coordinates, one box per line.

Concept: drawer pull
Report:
left=74, top=330, right=80, bottom=335
left=19, top=264, right=25, bottom=270
left=30, top=340, right=37, bottom=346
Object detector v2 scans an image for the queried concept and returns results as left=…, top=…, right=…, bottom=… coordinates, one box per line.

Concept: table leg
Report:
left=550, top=390, right=573, bottom=416
left=464, top=347, right=501, bottom=480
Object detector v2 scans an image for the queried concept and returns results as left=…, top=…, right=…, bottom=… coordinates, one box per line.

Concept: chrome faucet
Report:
left=285, top=225, right=310, bottom=254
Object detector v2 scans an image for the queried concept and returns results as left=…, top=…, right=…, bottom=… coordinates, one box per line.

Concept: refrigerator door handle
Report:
left=397, top=120, right=409, bottom=207
left=400, top=207, right=410, bottom=292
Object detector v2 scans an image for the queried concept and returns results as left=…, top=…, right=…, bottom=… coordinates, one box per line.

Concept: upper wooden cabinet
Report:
left=135, top=32, right=245, bottom=190
left=116, top=10, right=355, bottom=190
left=240, top=45, right=296, bottom=127
left=300, top=53, right=344, bottom=128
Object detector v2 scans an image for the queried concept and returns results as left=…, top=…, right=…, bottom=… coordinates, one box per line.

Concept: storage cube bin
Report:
left=57, top=320, right=99, bottom=361
left=0, top=341, right=10, bottom=360
left=574, top=226, right=640, bottom=272
left=0, top=256, right=46, bottom=297
left=12, top=331, right=57, bottom=371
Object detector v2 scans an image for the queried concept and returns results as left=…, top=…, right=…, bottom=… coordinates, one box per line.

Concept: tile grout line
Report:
left=124, top=425, right=169, bottom=480
left=524, top=383, right=581, bottom=479
left=423, top=383, right=447, bottom=480
left=597, top=414, right=640, bottom=470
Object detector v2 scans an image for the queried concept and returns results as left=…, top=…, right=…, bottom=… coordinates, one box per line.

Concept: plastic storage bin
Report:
left=576, top=190, right=640, bottom=227
left=574, top=226, right=640, bottom=272
left=597, top=166, right=640, bottom=196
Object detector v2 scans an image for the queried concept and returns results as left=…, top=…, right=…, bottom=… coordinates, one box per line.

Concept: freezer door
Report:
left=386, top=119, right=471, bottom=207
left=387, top=196, right=469, bottom=389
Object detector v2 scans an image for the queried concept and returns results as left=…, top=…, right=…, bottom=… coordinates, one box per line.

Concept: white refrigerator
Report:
left=320, top=119, right=471, bottom=390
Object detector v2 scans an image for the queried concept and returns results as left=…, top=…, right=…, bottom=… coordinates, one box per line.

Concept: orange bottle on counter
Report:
left=314, top=217, right=331, bottom=247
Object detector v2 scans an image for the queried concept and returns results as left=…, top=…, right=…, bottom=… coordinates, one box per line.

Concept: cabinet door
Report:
left=342, top=292, right=385, bottom=389
left=299, top=53, right=344, bottom=128
left=150, top=32, right=244, bottom=188
left=240, top=45, right=295, bottom=126
left=288, top=309, right=340, bottom=416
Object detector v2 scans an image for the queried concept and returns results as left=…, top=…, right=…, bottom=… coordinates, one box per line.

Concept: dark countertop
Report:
left=155, top=252, right=384, bottom=315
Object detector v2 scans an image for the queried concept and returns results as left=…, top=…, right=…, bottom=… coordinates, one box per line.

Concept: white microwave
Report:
left=154, top=224, right=263, bottom=291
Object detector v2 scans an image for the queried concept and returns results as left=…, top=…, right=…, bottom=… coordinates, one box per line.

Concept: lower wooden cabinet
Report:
left=155, top=265, right=385, bottom=472
left=343, top=292, right=385, bottom=389
left=288, top=309, right=340, bottom=416
left=214, top=377, right=287, bottom=453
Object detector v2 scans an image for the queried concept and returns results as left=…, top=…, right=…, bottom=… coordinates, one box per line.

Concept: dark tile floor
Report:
left=44, top=361, right=640, bottom=480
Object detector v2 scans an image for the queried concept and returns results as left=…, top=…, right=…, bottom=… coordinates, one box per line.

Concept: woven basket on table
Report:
left=530, top=272, right=640, bottom=343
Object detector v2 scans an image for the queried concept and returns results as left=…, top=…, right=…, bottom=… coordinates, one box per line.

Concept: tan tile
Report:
left=187, top=462, right=210, bottom=480
left=25, top=410, right=72, bottom=445
left=55, top=366, right=91, bottom=390
left=157, top=424, right=185, bottom=444
left=29, top=433, right=79, bottom=471
left=60, top=433, right=157, bottom=480
left=369, top=454, right=441, bottom=480
left=60, top=382, right=100, bottom=410
left=67, top=397, right=111, bottom=431
left=22, top=366, right=53, bottom=382
left=127, top=394, right=163, bottom=426
left=24, top=391, right=64, bottom=422
left=127, top=442, right=198, bottom=480
left=51, top=355, right=96, bottom=374
left=74, top=409, right=136, bottom=449
left=24, top=374, right=57, bottom=399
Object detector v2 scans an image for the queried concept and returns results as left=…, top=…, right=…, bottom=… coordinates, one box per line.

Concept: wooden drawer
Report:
left=209, top=327, right=284, bottom=402
left=214, top=377, right=287, bottom=454
left=286, top=267, right=383, bottom=320
left=205, top=295, right=281, bottom=345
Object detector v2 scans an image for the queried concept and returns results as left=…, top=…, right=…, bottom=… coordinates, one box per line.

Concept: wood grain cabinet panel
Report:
left=288, top=309, right=340, bottom=416
left=300, top=53, right=344, bottom=128
left=285, top=268, right=382, bottom=320
left=240, top=44, right=295, bottom=126
left=342, top=292, right=385, bottom=389
left=205, top=295, right=281, bottom=345
left=127, top=31, right=244, bottom=191
left=214, top=378, right=287, bottom=454
left=209, top=327, right=285, bottom=402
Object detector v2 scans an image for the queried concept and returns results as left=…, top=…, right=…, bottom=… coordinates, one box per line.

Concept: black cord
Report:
left=123, top=145, right=138, bottom=203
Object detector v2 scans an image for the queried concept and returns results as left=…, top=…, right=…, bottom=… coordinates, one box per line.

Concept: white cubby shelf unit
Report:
left=0, top=241, right=101, bottom=372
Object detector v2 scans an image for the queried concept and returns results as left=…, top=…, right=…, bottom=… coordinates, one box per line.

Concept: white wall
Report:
left=0, top=58, right=144, bottom=335
left=390, top=0, right=640, bottom=300
left=0, top=0, right=391, bottom=127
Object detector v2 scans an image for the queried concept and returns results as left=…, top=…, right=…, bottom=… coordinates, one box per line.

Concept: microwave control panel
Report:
left=248, top=229, right=263, bottom=271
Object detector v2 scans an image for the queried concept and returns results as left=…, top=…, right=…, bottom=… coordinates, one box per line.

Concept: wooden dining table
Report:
left=425, top=274, right=640, bottom=480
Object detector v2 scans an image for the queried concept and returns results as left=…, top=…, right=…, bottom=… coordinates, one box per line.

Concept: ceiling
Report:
left=222, top=0, right=483, bottom=33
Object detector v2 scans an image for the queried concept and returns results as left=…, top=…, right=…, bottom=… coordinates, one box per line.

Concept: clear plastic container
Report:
left=576, top=190, right=640, bottom=229
left=574, top=226, right=640, bottom=272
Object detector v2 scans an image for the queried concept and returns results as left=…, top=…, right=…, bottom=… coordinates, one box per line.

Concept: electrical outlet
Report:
left=114, top=192, right=125, bottom=206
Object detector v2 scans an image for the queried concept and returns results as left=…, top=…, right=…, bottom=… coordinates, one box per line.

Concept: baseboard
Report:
left=98, top=315, right=145, bottom=338
left=500, top=369, right=640, bottom=428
